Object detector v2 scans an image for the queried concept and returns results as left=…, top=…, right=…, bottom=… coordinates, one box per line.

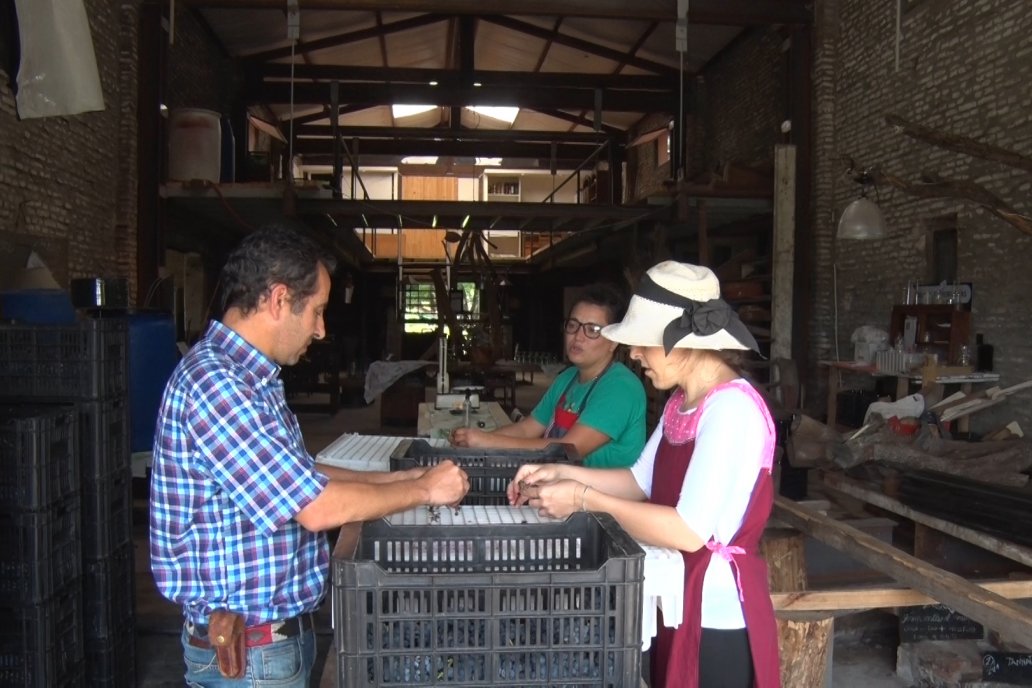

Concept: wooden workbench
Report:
left=416, top=401, right=512, bottom=439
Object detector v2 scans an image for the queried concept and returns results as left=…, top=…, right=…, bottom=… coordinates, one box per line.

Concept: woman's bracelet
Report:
left=579, top=484, right=591, bottom=512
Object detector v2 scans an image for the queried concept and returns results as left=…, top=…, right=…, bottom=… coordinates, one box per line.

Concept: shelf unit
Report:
left=889, top=305, right=971, bottom=365
left=484, top=174, right=521, bottom=201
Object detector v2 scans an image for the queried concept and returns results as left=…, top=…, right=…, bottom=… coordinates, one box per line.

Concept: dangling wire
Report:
left=288, top=40, right=296, bottom=181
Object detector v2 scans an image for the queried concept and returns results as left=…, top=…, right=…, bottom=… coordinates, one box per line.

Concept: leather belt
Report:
left=186, top=613, right=314, bottom=650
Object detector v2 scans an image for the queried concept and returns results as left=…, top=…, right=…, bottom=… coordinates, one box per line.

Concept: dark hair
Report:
left=218, top=221, right=336, bottom=317
left=568, top=283, right=628, bottom=325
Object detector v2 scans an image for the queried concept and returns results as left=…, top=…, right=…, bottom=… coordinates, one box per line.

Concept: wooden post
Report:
left=762, top=528, right=834, bottom=687
left=772, top=144, right=796, bottom=361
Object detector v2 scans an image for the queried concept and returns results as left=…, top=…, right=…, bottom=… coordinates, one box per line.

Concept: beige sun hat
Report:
left=600, top=261, right=759, bottom=353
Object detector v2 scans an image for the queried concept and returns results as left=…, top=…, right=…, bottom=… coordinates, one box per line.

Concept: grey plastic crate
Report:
left=0, top=319, right=128, bottom=401
left=389, top=439, right=577, bottom=506
left=332, top=511, right=643, bottom=687
left=0, top=405, right=79, bottom=512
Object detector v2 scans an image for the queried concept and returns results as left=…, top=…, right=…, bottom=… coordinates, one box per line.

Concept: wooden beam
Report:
left=771, top=144, right=796, bottom=361
left=250, top=82, right=675, bottom=113
left=886, top=113, right=1032, bottom=176
left=872, top=169, right=1032, bottom=238
left=480, top=15, right=677, bottom=77
left=244, top=13, right=446, bottom=62
left=296, top=125, right=613, bottom=144
left=293, top=138, right=601, bottom=159
left=823, top=472, right=1032, bottom=570
left=183, top=0, right=813, bottom=24
left=257, top=64, right=677, bottom=91
left=772, top=579, right=1032, bottom=612
left=773, top=497, right=1032, bottom=647
left=529, top=108, right=624, bottom=136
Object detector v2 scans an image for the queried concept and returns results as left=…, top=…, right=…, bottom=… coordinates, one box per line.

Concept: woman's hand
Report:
left=450, top=427, right=490, bottom=447
left=506, top=463, right=567, bottom=505
left=519, top=479, right=582, bottom=519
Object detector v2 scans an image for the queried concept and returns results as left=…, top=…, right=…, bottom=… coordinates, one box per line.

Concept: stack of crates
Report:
left=0, top=319, right=136, bottom=687
left=0, top=406, right=84, bottom=686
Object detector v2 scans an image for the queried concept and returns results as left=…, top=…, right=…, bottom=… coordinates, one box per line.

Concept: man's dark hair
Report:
left=569, top=282, right=628, bottom=325
left=218, top=221, right=337, bottom=317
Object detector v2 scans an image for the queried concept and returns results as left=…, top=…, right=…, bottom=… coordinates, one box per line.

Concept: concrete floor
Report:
left=132, top=373, right=909, bottom=687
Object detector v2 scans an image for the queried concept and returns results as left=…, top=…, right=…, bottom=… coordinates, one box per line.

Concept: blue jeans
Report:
left=182, top=626, right=316, bottom=687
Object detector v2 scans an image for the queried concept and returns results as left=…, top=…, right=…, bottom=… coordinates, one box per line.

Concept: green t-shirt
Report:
left=530, top=362, right=646, bottom=468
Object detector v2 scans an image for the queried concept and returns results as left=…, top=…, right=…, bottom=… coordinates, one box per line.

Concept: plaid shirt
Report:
left=150, top=320, right=329, bottom=627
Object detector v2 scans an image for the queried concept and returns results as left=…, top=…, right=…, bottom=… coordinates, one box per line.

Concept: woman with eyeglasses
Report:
left=450, top=283, right=646, bottom=468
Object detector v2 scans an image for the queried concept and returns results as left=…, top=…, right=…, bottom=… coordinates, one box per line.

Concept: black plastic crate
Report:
left=0, top=318, right=128, bottom=401
left=0, top=498, right=82, bottom=603
left=0, top=582, right=84, bottom=687
left=0, top=405, right=79, bottom=511
left=78, top=397, right=131, bottom=481
left=84, top=618, right=136, bottom=687
left=82, top=469, right=132, bottom=560
left=333, top=511, right=643, bottom=687
left=390, top=440, right=577, bottom=506
left=83, top=543, right=135, bottom=639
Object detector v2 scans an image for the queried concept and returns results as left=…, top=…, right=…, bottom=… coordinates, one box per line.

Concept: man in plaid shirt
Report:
left=150, top=224, right=469, bottom=686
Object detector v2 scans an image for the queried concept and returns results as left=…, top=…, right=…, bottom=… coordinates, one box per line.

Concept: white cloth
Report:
left=363, top=360, right=431, bottom=404
left=631, top=380, right=768, bottom=629
left=864, top=393, right=924, bottom=424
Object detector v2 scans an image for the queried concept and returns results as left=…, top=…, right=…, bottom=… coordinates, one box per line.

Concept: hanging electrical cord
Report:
left=286, top=1, right=300, bottom=180
left=675, top=0, right=689, bottom=180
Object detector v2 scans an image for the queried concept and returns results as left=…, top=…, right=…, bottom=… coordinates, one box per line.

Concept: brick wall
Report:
left=698, top=29, right=787, bottom=174
left=0, top=0, right=137, bottom=296
left=815, top=0, right=1032, bottom=431
left=166, top=6, right=236, bottom=113
left=625, top=31, right=786, bottom=203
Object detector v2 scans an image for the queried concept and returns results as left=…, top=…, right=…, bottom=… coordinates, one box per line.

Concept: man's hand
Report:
left=418, top=459, right=470, bottom=506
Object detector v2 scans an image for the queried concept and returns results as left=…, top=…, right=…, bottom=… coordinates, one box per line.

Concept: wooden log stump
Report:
left=763, top=528, right=834, bottom=687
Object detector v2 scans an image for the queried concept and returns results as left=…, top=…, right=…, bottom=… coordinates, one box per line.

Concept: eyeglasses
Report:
left=563, top=318, right=604, bottom=339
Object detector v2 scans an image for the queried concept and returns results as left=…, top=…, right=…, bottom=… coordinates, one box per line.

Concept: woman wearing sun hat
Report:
left=508, top=261, right=780, bottom=688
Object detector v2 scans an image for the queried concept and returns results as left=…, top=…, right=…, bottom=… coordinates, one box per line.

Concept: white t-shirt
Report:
left=631, top=379, right=770, bottom=629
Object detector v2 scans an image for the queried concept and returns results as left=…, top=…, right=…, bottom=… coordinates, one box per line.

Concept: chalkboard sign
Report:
left=983, top=652, right=1032, bottom=684
left=899, top=604, right=984, bottom=642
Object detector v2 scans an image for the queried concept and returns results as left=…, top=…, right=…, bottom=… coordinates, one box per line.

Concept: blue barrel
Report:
left=0, top=289, right=76, bottom=324
left=128, top=312, right=178, bottom=453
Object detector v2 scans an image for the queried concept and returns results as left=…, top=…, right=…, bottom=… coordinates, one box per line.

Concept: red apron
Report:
left=650, top=383, right=780, bottom=688
left=544, top=364, right=610, bottom=440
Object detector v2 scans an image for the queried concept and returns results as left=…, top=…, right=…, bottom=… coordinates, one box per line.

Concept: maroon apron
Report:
left=650, top=383, right=780, bottom=688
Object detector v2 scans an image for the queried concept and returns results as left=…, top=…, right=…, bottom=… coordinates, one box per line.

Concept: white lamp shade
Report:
left=837, top=197, right=887, bottom=240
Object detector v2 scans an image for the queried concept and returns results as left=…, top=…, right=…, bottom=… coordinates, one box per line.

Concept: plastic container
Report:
left=0, top=319, right=128, bottom=401
left=81, top=470, right=132, bottom=560
left=0, top=582, right=84, bottom=687
left=83, top=543, right=135, bottom=639
left=333, top=511, right=643, bottom=687
left=0, top=289, right=76, bottom=324
left=128, top=313, right=177, bottom=452
left=0, top=498, right=82, bottom=604
left=168, top=108, right=222, bottom=183
left=0, top=405, right=79, bottom=511
left=84, top=626, right=136, bottom=688
left=389, top=439, right=577, bottom=506
left=78, top=397, right=131, bottom=481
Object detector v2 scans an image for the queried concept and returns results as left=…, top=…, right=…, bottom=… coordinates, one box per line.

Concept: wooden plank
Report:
left=823, top=472, right=1032, bottom=569
left=771, top=144, right=795, bottom=361
left=772, top=496, right=1032, bottom=647
left=772, top=579, right=1032, bottom=612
